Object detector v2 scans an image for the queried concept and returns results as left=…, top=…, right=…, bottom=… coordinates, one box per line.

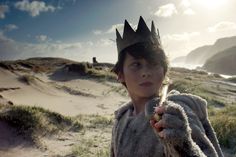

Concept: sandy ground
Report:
left=0, top=68, right=129, bottom=116
left=0, top=67, right=129, bottom=157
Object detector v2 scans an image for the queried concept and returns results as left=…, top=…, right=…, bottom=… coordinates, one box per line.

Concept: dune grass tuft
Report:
left=209, top=105, right=236, bottom=152
left=0, top=104, right=83, bottom=143
left=66, top=62, right=117, bottom=81
left=18, top=75, right=37, bottom=85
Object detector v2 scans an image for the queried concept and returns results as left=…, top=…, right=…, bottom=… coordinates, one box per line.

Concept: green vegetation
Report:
left=95, top=146, right=110, bottom=157
left=170, top=79, right=226, bottom=107
left=226, top=77, right=236, bottom=83
left=76, top=114, right=113, bottom=129
left=67, top=62, right=116, bottom=81
left=209, top=105, right=236, bottom=153
left=71, top=138, right=94, bottom=156
left=57, top=85, right=96, bottom=97
left=71, top=137, right=110, bottom=157
left=203, top=46, right=236, bottom=75
left=88, top=114, right=113, bottom=127
left=18, top=74, right=40, bottom=85
left=0, top=104, right=83, bottom=143
left=103, top=84, right=127, bottom=97
left=67, top=114, right=113, bottom=157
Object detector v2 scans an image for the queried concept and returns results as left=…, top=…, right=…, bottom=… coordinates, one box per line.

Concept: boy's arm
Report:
left=168, top=94, right=224, bottom=157
left=150, top=101, right=218, bottom=157
left=110, top=119, right=116, bottom=157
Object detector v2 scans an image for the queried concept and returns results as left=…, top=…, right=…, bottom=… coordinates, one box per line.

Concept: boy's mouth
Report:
left=140, top=82, right=153, bottom=86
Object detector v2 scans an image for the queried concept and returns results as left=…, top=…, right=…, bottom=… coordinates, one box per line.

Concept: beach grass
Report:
left=209, top=105, right=236, bottom=153
left=0, top=104, right=83, bottom=144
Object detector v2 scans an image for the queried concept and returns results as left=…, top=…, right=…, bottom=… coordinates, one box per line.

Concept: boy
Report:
left=110, top=16, right=223, bottom=157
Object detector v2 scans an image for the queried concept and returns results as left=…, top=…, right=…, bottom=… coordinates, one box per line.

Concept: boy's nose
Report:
left=141, top=66, right=152, bottom=78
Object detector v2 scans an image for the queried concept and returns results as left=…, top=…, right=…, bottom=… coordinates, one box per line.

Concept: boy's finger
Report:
left=154, top=106, right=165, bottom=115
left=150, top=119, right=156, bottom=128
left=154, top=120, right=165, bottom=132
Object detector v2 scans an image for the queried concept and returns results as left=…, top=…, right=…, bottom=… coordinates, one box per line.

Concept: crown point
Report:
left=157, top=28, right=160, bottom=38
left=139, top=16, right=144, bottom=21
left=123, top=19, right=135, bottom=38
left=116, top=29, right=122, bottom=40
left=137, top=16, right=150, bottom=34
left=151, top=21, right=156, bottom=34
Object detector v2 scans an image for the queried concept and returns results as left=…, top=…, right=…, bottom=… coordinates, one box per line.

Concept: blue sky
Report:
left=0, top=0, right=236, bottom=63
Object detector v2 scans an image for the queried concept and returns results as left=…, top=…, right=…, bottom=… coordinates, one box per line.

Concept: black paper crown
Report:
left=116, top=16, right=162, bottom=54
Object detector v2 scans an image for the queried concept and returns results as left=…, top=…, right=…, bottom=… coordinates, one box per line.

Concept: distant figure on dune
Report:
left=93, top=57, right=98, bottom=64
left=110, top=16, right=223, bottom=157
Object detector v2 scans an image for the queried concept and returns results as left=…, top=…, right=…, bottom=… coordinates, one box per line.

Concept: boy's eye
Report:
left=130, top=62, right=141, bottom=68
left=152, top=62, right=161, bottom=68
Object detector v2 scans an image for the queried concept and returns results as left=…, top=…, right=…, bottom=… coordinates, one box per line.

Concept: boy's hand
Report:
left=149, top=101, right=218, bottom=157
left=150, top=101, right=191, bottom=145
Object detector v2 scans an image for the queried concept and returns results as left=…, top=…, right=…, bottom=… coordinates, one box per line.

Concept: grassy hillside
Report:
left=203, top=46, right=236, bottom=75
left=209, top=105, right=236, bottom=152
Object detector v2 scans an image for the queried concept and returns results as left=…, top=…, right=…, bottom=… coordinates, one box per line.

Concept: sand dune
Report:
left=0, top=67, right=129, bottom=116
left=0, top=63, right=128, bottom=157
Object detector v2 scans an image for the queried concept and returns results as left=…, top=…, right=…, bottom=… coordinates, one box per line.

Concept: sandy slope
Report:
left=0, top=121, right=44, bottom=157
left=0, top=67, right=129, bottom=157
left=0, top=67, right=129, bottom=116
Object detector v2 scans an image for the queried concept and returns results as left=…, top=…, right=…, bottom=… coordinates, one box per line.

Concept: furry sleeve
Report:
left=110, top=102, right=132, bottom=157
left=168, top=91, right=224, bottom=157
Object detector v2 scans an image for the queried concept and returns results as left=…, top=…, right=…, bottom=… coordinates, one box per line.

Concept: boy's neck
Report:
left=131, top=95, right=157, bottom=116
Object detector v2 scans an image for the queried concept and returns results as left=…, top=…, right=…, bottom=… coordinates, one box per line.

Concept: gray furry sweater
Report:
left=110, top=91, right=224, bottom=157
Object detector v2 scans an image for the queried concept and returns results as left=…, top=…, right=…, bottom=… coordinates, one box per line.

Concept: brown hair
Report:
left=112, top=42, right=169, bottom=76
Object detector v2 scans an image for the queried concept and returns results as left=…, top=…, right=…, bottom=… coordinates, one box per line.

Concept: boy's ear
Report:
left=117, top=72, right=125, bottom=83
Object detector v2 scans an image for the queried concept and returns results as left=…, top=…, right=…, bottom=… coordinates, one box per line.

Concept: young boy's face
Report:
left=118, top=53, right=164, bottom=99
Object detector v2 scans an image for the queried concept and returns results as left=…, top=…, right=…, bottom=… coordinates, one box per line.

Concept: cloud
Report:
left=163, top=32, right=200, bottom=41
left=93, top=30, right=102, bottom=35
left=179, top=0, right=195, bottom=16
left=3, top=24, right=18, bottom=32
left=180, top=0, right=191, bottom=8
left=93, top=23, right=137, bottom=35
left=0, top=31, right=14, bottom=43
left=208, top=21, right=236, bottom=32
left=14, top=0, right=56, bottom=17
left=93, top=23, right=124, bottom=35
left=0, top=38, right=82, bottom=60
left=106, top=24, right=124, bottom=34
left=0, top=33, right=116, bottom=63
left=0, top=32, right=19, bottom=60
left=0, top=5, right=9, bottom=19
left=162, top=32, right=201, bottom=59
left=183, top=8, right=195, bottom=15
left=97, top=38, right=113, bottom=46
left=154, top=3, right=177, bottom=17
left=35, top=35, right=49, bottom=42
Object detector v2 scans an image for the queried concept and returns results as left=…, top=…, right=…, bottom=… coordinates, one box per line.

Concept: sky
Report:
left=0, top=0, right=236, bottom=63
